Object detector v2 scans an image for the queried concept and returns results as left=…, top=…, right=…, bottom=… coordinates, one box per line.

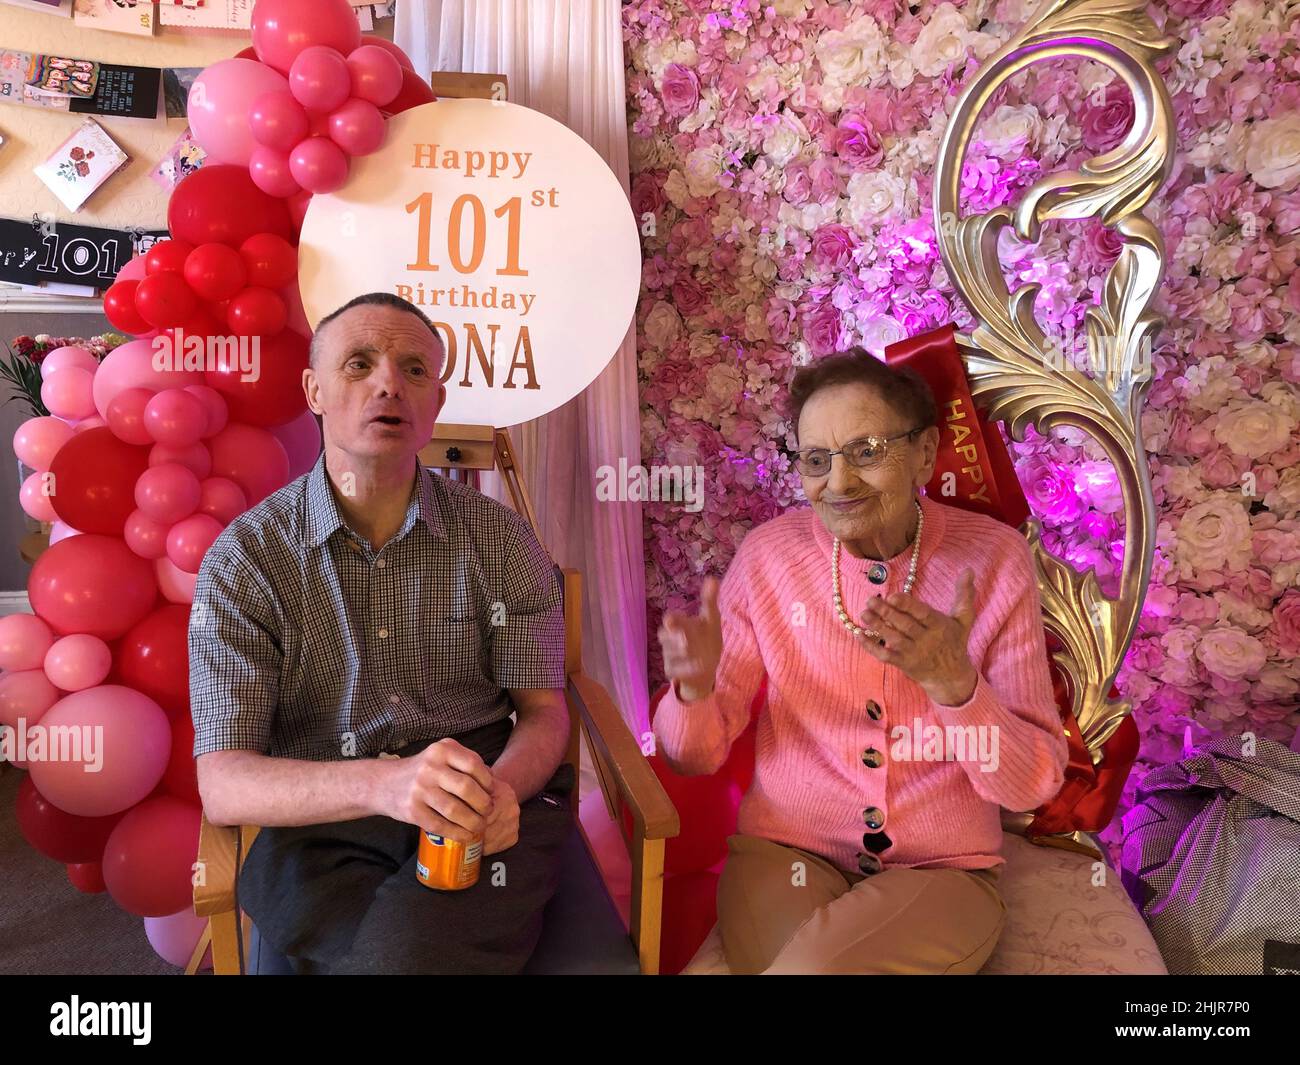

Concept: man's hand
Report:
left=373, top=738, right=495, bottom=842
left=482, top=777, right=520, bottom=855
left=857, top=568, right=980, bottom=706
left=660, top=575, right=723, bottom=702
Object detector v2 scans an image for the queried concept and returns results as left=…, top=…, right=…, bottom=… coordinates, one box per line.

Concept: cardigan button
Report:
left=861, top=747, right=884, bottom=769
left=862, top=829, right=893, bottom=855
left=865, top=699, right=883, bottom=720
left=866, top=562, right=888, bottom=584
left=863, top=806, right=885, bottom=831
left=856, top=852, right=883, bottom=875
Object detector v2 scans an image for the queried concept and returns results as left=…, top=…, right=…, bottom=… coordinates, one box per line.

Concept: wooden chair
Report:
left=189, top=425, right=677, bottom=974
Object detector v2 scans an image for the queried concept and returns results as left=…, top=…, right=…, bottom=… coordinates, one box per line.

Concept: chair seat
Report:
left=247, top=820, right=640, bottom=974
left=680, top=830, right=1168, bottom=975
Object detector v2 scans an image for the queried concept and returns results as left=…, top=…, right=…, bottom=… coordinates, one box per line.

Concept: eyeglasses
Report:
left=791, top=428, right=924, bottom=477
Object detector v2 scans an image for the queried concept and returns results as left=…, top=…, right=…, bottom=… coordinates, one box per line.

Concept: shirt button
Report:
left=863, top=806, right=885, bottom=831
left=865, top=699, right=883, bottom=720
left=861, top=747, right=884, bottom=769
left=389, top=693, right=400, bottom=705
left=378, top=627, right=389, bottom=639
left=376, top=558, right=386, bottom=569
left=867, top=562, right=888, bottom=584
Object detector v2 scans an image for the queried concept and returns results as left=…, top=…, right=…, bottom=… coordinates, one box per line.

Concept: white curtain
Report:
left=396, top=0, right=650, bottom=735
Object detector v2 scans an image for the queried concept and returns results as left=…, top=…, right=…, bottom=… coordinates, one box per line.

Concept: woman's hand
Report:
left=659, top=576, right=723, bottom=703
left=857, top=569, right=979, bottom=706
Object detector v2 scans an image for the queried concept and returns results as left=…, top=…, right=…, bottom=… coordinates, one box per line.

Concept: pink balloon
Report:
left=249, top=88, right=310, bottom=151
left=209, top=423, right=290, bottom=504
left=198, top=477, right=248, bottom=524
left=105, top=387, right=155, bottom=446
left=42, top=367, right=96, bottom=421
left=145, top=907, right=213, bottom=970
left=48, top=521, right=80, bottom=545
left=183, top=386, right=229, bottom=439
left=149, top=441, right=212, bottom=479
left=135, top=463, right=202, bottom=524
left=93, top=339, right=202, bottom=423
left=328, top=97, right=386, bottom=156
left=72, top=416, right=107, bottom=434
left=26, top=685, right=171, bottom=817
left=102, top=797, right=201, bottom=917
left=41, top=346, right=98, bottom=379
left=346, top=44, right=402, bottom=107
left=249, top=145, right=302, bottom=198
left=13, top=416, right=74, bottom=471
left=124, top=508, right=170, bottom=560
left=43, top=634, right=112, bottom=692
left=19, top=471, right=57, bottom=522
left=252, top=0, right=361, bottom=75
left=144, top=389, right=207, bottom=448
left=0, top=613, right=55, bottom=671
left=117, top=253, right=149, bottom=282
left=289, top=136, right=349, bottom=194
left=188, top=59, right=290, bottom=166
left=155, top=557, right=197, bottom=605
left=289, top=46, right=351, bottom=113
left=269, top=407, right=322, bottom=479
left=167, top=513, right=224, bottom=574
left=0, top=668, right=60, bottom=729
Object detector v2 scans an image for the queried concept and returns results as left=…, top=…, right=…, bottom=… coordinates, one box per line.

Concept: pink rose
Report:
left=802, top=302, right=849, bottom=356
left=766, top=299, right=796, bottom=344
left=1274, top=591, right=1300, bottom=655
left=661, top=63, right=701, bottom=118
left=1080, top=86, right=1134, bottom=152
left=811, top=224, right=858, bottom=271
left=631, top=172, right=666, bottom=219
left=1019, top=456, right=1084, bottom=522
left=834, top=113, right=884, bottom=169
left=782, top=163, right=812, bottom=205
left=671, top=275, right=709, bottom=317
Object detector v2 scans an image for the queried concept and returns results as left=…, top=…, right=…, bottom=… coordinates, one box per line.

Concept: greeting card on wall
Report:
left=0, top=216, right=167, bottom=288
left=0, top=0, right=73, bottom=16
left=158, top=0, right=252, bottom=28
left=72, top=0, right=156, bottom=35
left=69, top=63, right=160, bottom=118
left=32, top=117, right=129, bottom=212
left=162, top=67, right=201, bottom=119
left=26, top=55, right=99, bottom=99
left=151, top=126, right=205, bottom=189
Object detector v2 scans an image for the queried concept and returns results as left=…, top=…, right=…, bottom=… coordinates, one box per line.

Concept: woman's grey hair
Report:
left=785, top=347, right=938, bottom=440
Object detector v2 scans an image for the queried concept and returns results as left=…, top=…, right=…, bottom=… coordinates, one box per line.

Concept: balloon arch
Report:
left=1, top=0, right=433, bottom=969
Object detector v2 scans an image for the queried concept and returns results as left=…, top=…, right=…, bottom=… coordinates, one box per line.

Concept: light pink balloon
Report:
left=270, top=407, right=322, bottom=479
left=19, top=471, right=58, bottom=522
left=144, top=389, right=207, bottom=448
left=183, top=386, right=229, bottom=439
left=117, top=253, right=149, bottom=282
left=249, top=144, right=302, bottom=198
left=328, top=97, right=386, bottom=156
left=145, top=907, right=213, bottom=970
left=105, top=387, right=155, bottom=446
left=0, top=668, right=60, bottom=729
left=198, top=477, right=248, bottom=524
left=13, top=416, right=74, bottom=471
left=209, top=423, right=291, bottom=505
left=135, top=463, right=202, bottom=524
left=72, top=415, right=108, bottom=434
left=49, top=520, right=80, bottom=545
left=124, top=508, right=170, bottom=560
left=41, top=346, right=98, bottom=379
left=167, top=513, right=224, bottom=574
left=289, top=136, right=349, bottom=193
left=93, top=338, right=202, bottom=422
left=42, top=367, right=97, bottom=421
left=0, top=613, right=55, bottom=671
left=43, top=634, right=112, bottom=692
left=27, top=685, right=171, bottom=818
left=149, top=441, right=212, bottom=479
left=346, top=44, right=403, bottom=107
left=249, top=88, right=310, bottom=151
left=188, top=58, right=290, bottom=166
left=155, top=557, right=197, bottom=605
left=289, top=46, right=352, bottom=113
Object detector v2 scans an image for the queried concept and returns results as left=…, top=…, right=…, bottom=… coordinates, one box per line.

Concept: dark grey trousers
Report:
left=237, top=718, right=576, bottom=975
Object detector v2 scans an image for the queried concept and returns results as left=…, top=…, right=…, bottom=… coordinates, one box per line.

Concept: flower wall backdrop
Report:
left=624, top=0, right=1300, bottom=849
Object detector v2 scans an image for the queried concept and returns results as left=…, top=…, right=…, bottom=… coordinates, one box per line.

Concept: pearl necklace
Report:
left=832, top=501, right=924, bottom=640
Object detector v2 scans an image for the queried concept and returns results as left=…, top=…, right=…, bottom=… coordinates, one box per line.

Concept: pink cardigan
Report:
left=653, top=493, right=1069, bottom=874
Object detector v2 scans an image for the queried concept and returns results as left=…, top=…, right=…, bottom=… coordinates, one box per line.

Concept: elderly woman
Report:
left=655, top=349, right=1069, bottom=975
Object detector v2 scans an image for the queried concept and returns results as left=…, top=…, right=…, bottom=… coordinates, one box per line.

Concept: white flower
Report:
left=1174, top=496, right=1254, bottom=575
left=910, top=3, right=977, bottom=79
left=683, top=146, right=727, bottom=198
left=857, top=315, right=906, bottom=355
left=980, top=104, right=1043, bottom=158
left=846, top=170, right=909, bottom=228
left=705, top=363, right=744, bottom=409
left=1246, top=113, right=1300, bottom=189
left=643, top=302, right=683, bottom=350
left=1213, top=399, right=1296, bottom=457
left=771, top=0, right=808, bottom=15
left=1263, top=466, right=1300, bottom=518
left=1195, top=626, right=1267, bottom=680
left=762, top=111, right=810, bottom=167
left=815, top=17, right=886, bottom=88
left=663, top=168, right=690, bottom=208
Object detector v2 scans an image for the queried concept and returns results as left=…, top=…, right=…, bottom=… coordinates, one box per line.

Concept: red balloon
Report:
left=661, top=871, right=723, bottom=975
left=226, top=286, right=288, bottom=337
left=381, top=67, right=436, bottom=116
left=168, top=165, right=293, bottom=248
left=358, top=33, right=415, bottom=71
left=67, top=861, right=107, bottom=894
left=134, top=272, right=198, bottom=329
left=101, top=797, right=202, bottom=917
left=163, top=712, right=201, bottom=806
left=29, top=534, right=159, bottom=640
left=47, top=426, right=151, bottom=536
left=184, top=243, right=247, bottom=302
left=117, top=604, right=191, bottom=717
left=208, top=423, right=291, bottom=504
left=15, top=775, right=125, bottom=863
left=104, top=280, right=152, bottom=335
left=233, top=45, right=259, bottom=60
left=145, top=239, right=196, bottom=276
left=240, top=233, right=297, bottom=289
left=206, top=328, right=309, bottom=426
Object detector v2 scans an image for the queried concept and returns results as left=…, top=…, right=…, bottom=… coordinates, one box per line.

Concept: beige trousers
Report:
left=716, top=833, right=1007, bottom=975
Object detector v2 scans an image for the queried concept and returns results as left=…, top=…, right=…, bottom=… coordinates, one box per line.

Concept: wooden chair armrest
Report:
left=567, top=672, right=678, bottom=842
left=194, top=815, right=256, bottom=917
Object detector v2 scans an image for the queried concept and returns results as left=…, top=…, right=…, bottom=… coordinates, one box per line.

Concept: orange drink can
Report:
left=416, top=830, right=483, bottom=890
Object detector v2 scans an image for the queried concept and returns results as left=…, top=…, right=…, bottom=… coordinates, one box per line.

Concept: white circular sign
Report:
left=298, top=98, right=641, bottom=427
